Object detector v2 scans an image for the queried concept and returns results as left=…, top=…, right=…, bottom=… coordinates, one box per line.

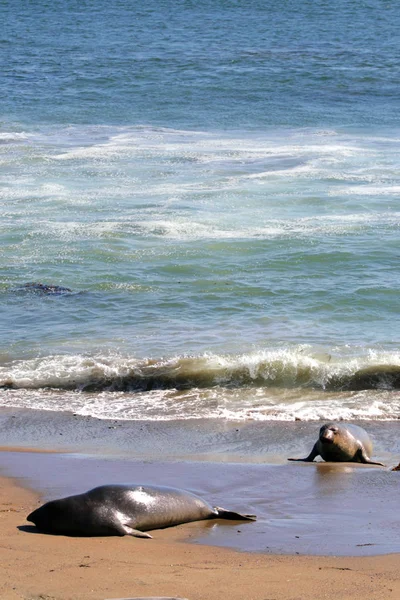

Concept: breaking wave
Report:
left=1, top=348, right=400, bottom=393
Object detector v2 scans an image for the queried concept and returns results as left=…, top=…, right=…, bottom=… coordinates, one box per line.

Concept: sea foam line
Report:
left=0, top=387, right=398, bottom=422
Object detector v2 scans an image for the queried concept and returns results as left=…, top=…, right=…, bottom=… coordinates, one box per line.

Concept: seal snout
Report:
left=27, top=510, right=36, bottom=524
left=320, top=436, right=334, bottom=444
left=319, top=427, right=337, bottom=445
left=27, top=505, right=48, bottom=529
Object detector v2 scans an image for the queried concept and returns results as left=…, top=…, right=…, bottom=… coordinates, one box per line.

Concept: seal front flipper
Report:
left=213, top=507, right=257, bottom=521
left=288, top=442, right=319, bottom=462
left=357, top=447, right=385, bottom=466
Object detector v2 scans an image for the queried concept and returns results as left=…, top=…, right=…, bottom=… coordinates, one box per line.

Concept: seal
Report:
left=288, top=422, right=384, bottom=465
left=27, top=484, right=256, bottom=538
left=20, top=282, right=72, bottom=294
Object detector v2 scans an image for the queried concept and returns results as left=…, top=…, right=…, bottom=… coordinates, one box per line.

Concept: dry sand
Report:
left=0, top=473, right=399, bottom=600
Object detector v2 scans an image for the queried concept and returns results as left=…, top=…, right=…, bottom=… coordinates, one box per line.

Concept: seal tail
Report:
left=214, top=506, right=257, bottom=521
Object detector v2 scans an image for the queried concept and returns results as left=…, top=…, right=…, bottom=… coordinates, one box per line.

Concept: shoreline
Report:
left=0, top=409, right=399, bottom=557
left=1, top=470, right=399, bottom=600
left=1, top=444, right=399, bottom=557
left=0, top=406, right=398, bottom=465
left=1, top=409, right=399, bottom=598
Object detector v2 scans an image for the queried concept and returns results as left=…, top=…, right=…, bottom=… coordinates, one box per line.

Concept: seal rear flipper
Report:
left=214, top=507, right=256, bottom=521
left=357, top=447, right=385, bottom=466
left=121, top=523, right=153, bottom=538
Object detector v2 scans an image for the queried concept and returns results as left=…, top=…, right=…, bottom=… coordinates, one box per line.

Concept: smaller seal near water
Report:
left=27, top=484, right=256, bottom=538
left=288, top=422, right=384, bottom=465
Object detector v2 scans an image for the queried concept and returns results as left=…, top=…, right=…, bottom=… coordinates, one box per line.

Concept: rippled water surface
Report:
left=1, top=0, right=399, bottom=421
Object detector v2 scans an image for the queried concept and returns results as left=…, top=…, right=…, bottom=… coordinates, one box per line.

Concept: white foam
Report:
left=39, top=125, right=366, bottom=172
left=1, top=348, right=400, bottom=421
left=0, top=132, right=29, bottom=143
left=333, top=185, right=400, bottom=197
left=0, top=386, right=398, bottom=422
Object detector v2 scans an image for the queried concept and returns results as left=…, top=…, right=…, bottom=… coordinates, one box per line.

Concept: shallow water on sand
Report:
left=1, top=412, right=399, bottom=556
left=3, top=449, right=399, bottom=557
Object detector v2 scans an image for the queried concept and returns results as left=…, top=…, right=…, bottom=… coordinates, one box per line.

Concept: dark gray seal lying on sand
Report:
left=27, top=484, right=256, bottom=538
left=288, top=422, right=384, bottom=465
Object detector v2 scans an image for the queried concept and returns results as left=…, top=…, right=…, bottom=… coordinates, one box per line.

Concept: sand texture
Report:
left=0, top=474, right=399, bottom=600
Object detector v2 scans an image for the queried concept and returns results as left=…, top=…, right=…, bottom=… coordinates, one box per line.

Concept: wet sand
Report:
left=1, top=449, right=399, bottom=556
left=0, top=408, right=399, bottom=598
left=0, top=407, right=399, bottom=465
left=1, top=473, right=400, bottom=600
left=0, top=408, right=399, bottom=556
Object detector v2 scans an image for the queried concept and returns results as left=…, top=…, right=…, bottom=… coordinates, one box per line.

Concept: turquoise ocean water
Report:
left=1, top=0, right=399, bottom=422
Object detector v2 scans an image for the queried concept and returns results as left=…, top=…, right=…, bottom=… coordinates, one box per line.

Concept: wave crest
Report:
left=1, top=349, right=400, bottom=393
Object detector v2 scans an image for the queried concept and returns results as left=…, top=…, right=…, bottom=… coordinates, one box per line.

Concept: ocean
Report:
left=1, top=0, right=400, bottom=425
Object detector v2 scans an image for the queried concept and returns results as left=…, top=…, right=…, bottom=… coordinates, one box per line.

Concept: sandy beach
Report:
left=0, top=468, right=399, bottom=600
left=2, top=0, right=400, bottom=598
left=0, top=409, right=399, bottom=600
